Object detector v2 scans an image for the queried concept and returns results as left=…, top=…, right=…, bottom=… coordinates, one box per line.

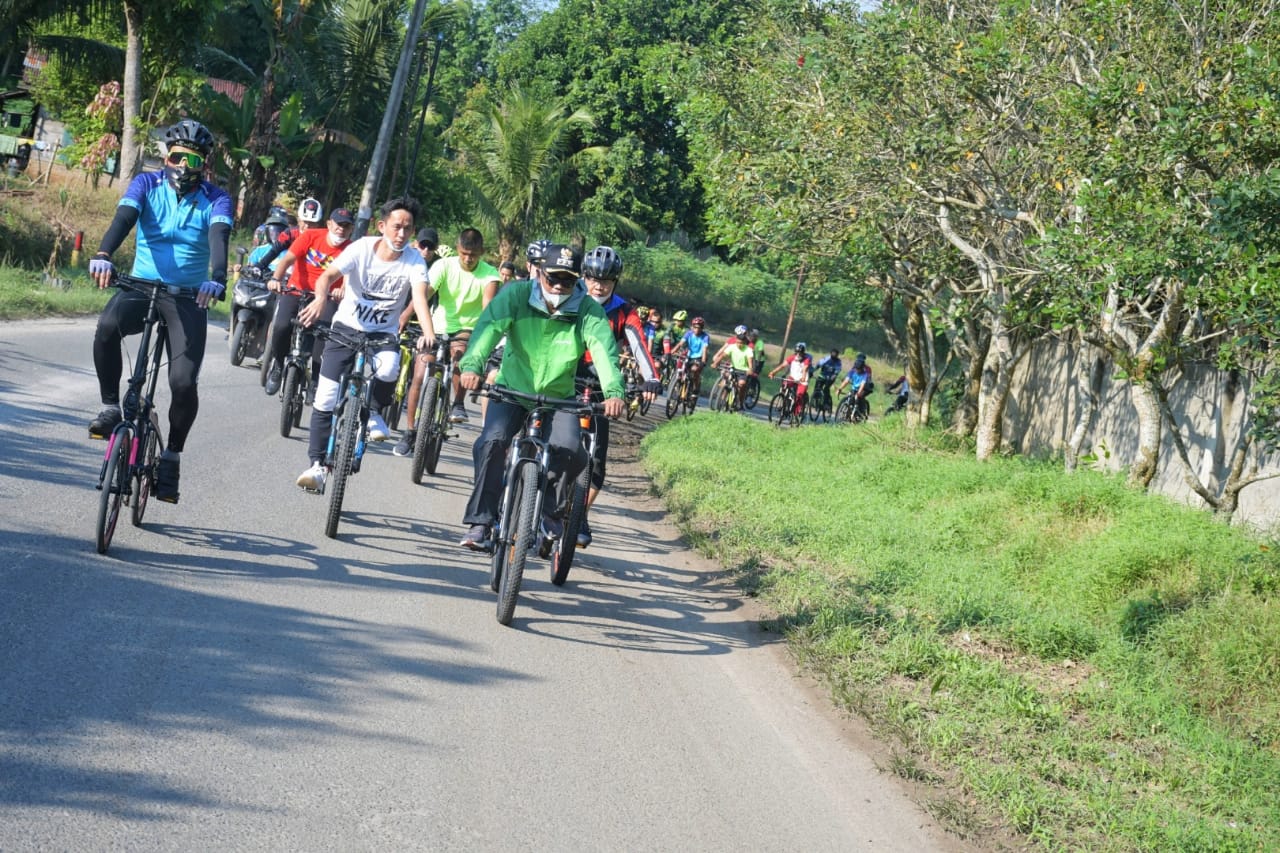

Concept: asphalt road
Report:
left=0, top=316, right=965, bottom=851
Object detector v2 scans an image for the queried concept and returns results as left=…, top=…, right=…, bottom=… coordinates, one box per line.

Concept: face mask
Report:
left=166, top=165, right=201, bottom=194
left=591, top=293, right=609, bottom=304
left=543, top=288, right=570, bottom=308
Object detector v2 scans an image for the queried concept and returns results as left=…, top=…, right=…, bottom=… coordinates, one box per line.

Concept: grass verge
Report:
left=0, top=265, right=230, bottom=322
left=642, top=414, right=1280, bottom=850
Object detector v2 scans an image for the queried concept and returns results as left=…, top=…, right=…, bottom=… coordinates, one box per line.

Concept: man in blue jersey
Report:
left=671, top=315, right=712, bottom=402
left=87, top=119, right=234, bottom=505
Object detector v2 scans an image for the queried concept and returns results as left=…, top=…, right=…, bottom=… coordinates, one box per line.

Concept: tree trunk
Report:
left=779, top=259, right=806, bottom=355
left=904, top=295, right=926, bottom=428
left=975, top=316, right=1015, bottom=461
left=951, top=318, right=988, bottom=437
left=879, top=289, right=903, bottom=357
left=119, top=1, right=144, bottom=179
left=1065, top=346, right=1107, bottom=472
left=1128, top=380, right=1162, bottom=488
left=241, top=62, right=279, bottom=230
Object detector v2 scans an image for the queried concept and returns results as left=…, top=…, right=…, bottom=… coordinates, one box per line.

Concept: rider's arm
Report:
left=208, top=221, right=231, bottom=286
left=256, top=230, right=293, bottom=269
left=620, top=311, right=660, bottom=383
left=410, top=276, right=435, bottom=340
left=270, top=251, right=297, bottom=289
left=96, top=204, right=140, bottom=259
left=481, top=276, right=499, bottom=309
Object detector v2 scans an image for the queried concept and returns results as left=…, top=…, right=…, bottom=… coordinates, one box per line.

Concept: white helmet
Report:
left=298, top=197, right=323, bottom=224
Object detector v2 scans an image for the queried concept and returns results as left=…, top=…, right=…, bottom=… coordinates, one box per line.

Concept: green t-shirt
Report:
left=427, top=256, right=500, bottom=333
left=724, top=342, right=754, bottom=372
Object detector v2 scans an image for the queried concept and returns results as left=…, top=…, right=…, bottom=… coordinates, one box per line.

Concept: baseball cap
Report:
left=329, top=207, right=355, bottom=225
left=416, top=227, right=439, bottom=250
left=542, top=244, right=582, bottom=276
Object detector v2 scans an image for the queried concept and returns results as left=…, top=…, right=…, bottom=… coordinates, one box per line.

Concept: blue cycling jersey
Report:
left=120, top=172, right=235, bottom=289
left=815, top=355, right=842, bottom=379
left=682, top=330, right=711, bottom=359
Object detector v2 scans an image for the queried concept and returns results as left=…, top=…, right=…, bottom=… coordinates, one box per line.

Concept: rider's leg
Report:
left=461, top=400, right=525, bottom=528
left=159, top=295, right=209, bottom=454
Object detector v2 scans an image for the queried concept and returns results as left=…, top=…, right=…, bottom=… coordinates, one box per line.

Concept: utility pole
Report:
left=353, top=0, right=430, bottom=237
left=403, top=31, right=445, bottom=197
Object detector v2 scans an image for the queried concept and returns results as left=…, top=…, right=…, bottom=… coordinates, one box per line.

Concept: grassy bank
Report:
left=0, top=265, right=231, bottom=322
left=642, top=415, right=1280, bottom=850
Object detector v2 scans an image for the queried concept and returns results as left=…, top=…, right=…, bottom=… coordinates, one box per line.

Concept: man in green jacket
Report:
left=456, top=243, right=625, bottom=550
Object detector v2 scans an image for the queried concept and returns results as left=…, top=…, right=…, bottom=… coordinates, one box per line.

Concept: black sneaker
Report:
left=156, top=457, right=180, bottom=504
left=392, top=429, right=415, bottom=457
left=264, top=364, right=283, bottom=395
left=88, top=406, right=122, bottom=439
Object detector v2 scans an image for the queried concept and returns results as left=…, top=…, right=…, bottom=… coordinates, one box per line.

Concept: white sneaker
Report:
left=367, top=411, right=391, bottom=441
left=296, top=461, right=327, bottom=492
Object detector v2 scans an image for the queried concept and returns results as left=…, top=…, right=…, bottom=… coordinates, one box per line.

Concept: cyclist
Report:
left=836, top=352, right=875, bottom=413
left=425, top=227, right=501, bottom=425
left=390, top=228, right=445, bottom=456
left=886, top=372, right=910, bottom=412
left=247, top=197, right=324, bottom=278
left=262, top=207, right=356, bottom=395
left=456, top=244, right=624, bottom=550
left=812, top=347, right=843, bottom=412
left=768, top=342, right=814, bottom=416
left=748, top=329, right=767, bottom=376
left=710, top=325, right=755, bottom=409
left=473, top=240, right=548, bottom=424
left=295, top=197, right=433, bottom=492
left=671, top=315, right=712, bottom=400
left=87, top=118, right=232, bottom=504
left=644, top=307, right=665, bottom=359
left=576, top=245, right=663, bottom=547
left=499, top=260, right=519, bottom=285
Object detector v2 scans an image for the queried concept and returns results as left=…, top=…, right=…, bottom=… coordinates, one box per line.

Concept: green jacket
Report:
left=460, top=280, right=625, bottom=400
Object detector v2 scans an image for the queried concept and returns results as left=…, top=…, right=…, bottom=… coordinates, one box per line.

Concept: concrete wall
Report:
left=1002, top=338, right=1280, bottom=531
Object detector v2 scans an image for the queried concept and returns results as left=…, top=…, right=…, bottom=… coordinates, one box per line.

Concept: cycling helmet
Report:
left=636, top=306, right=650, bottom=320
left=582, top=245, right=623, bottom=280
left=162, top=119, right=214, bottom=157
left=264, top=222, right=288, bottom=244
left=672, top=310, right=688, bottom=322
left=298, top=197, right=323, bottom=224
left=691, top=316, right=705, bottom=326
left=855, top=352, right=867, bottom=365
left=265, top=207, right=290, bottom=228
left=526, top=239, right=552, bottom=266
left=795, top=342, right=807, bottom=353
left=733, top=324, right=748, bottom=338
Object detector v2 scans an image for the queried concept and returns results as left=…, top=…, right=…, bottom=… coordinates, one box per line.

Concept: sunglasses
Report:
left=166, top=150, right=205, bottom=170
left=546, top=275, right=578, bottom=287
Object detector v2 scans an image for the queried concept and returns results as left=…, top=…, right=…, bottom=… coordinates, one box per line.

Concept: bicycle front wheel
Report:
left=743, top=375, right=760, bottom=410
left=553, top=462, right=591, bottom=587
left=324, top=403, right=359, bottom=538
left=280, top=363, right=302, bottom=438
left=665, top=375, right=682, bottom=419
left=497, top=459, right=540, bottom=626
left=131, top=425, right=159, bottom=527
left=95, top=428, right=131, bottom=554
left=412, top=376, right=441, bottom=483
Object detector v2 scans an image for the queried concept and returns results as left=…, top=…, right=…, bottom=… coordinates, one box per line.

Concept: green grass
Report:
left=0, top=265, right=231, bottom=322
left=642, top=415, right=1280, bottom=850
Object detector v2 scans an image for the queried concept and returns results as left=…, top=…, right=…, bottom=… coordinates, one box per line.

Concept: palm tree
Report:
left=451, top=83, right=641, bottom=262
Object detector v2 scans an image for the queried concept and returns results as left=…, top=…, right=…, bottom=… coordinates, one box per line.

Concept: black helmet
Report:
left=264, top=223, right=288, bottom=244
left=855, top=352, right=867, bottom=365
left=795, top=342, right=807, bottom=353
left=162, top=119, right=214, bottom=157
left=582, top=245, right=622, bottom=280
left=526, top=239, right=552, bottom=266
left=265, top=207, right=290, bottom=228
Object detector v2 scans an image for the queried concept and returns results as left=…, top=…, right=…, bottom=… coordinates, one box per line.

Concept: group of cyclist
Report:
left=83, top=116, right=900, bottom=562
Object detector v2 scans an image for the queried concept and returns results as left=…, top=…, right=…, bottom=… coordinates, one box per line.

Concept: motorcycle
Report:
left=228, top=253, right=277, bottom=367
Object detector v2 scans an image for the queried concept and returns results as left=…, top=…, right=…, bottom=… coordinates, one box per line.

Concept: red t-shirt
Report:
left=286, top=229, right=350, bottom=293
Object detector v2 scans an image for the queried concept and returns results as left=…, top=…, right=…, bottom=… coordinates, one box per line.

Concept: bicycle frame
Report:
left=95, top=275, right=180, bottom=553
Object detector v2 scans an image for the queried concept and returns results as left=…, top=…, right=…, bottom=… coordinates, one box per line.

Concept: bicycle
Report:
left=807, top=376, right=836, bottom=423
left=477, top=384, right=604, bottom=625
left=767, top=379, right=804, bottom=427
left=381, top=325, right=421, bottom=434
left=708, top=364, right=746, bottom=413
left=275, top=284, right=325, bottom=439
left=619, top=352, right=651, bottom=421
left=663, top=355, right=698, bottom=419
left=313, top=324, right=401, bottom=538
left=410, top=332, right=453, bottom=484
left=93, top=274, right=182, bottom=554
left=742, top=372, right=762, bottom=410
left=549, top=377, right=604, bottom=586
left=834, top=386, right=871, bottom=423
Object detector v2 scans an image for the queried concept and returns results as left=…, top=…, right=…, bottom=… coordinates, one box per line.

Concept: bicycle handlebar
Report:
left=314, top=324, right=399, bottom=353
left=477, top=383, right=606, bottom=416
left=111, top=272, right=195, bottom=300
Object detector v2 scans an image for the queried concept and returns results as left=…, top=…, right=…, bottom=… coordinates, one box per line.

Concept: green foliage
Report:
left=643, top=415, right=1280, bottom=846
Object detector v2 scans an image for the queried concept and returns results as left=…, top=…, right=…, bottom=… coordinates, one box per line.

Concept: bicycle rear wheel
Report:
left=709, top=380, right=726, bottom=412
left=131, top=425, right=159, bottom=527
left=280, top=363, right=301, bottom=438
left=324, top=403, right=358, bottom=538
left=853, top=398, right=870, bottom=424
left=411, top=376, right=441, bottom=483
left=95, top=428, right=130, bottom=554
left=497, top=460, right=540, bottom=625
